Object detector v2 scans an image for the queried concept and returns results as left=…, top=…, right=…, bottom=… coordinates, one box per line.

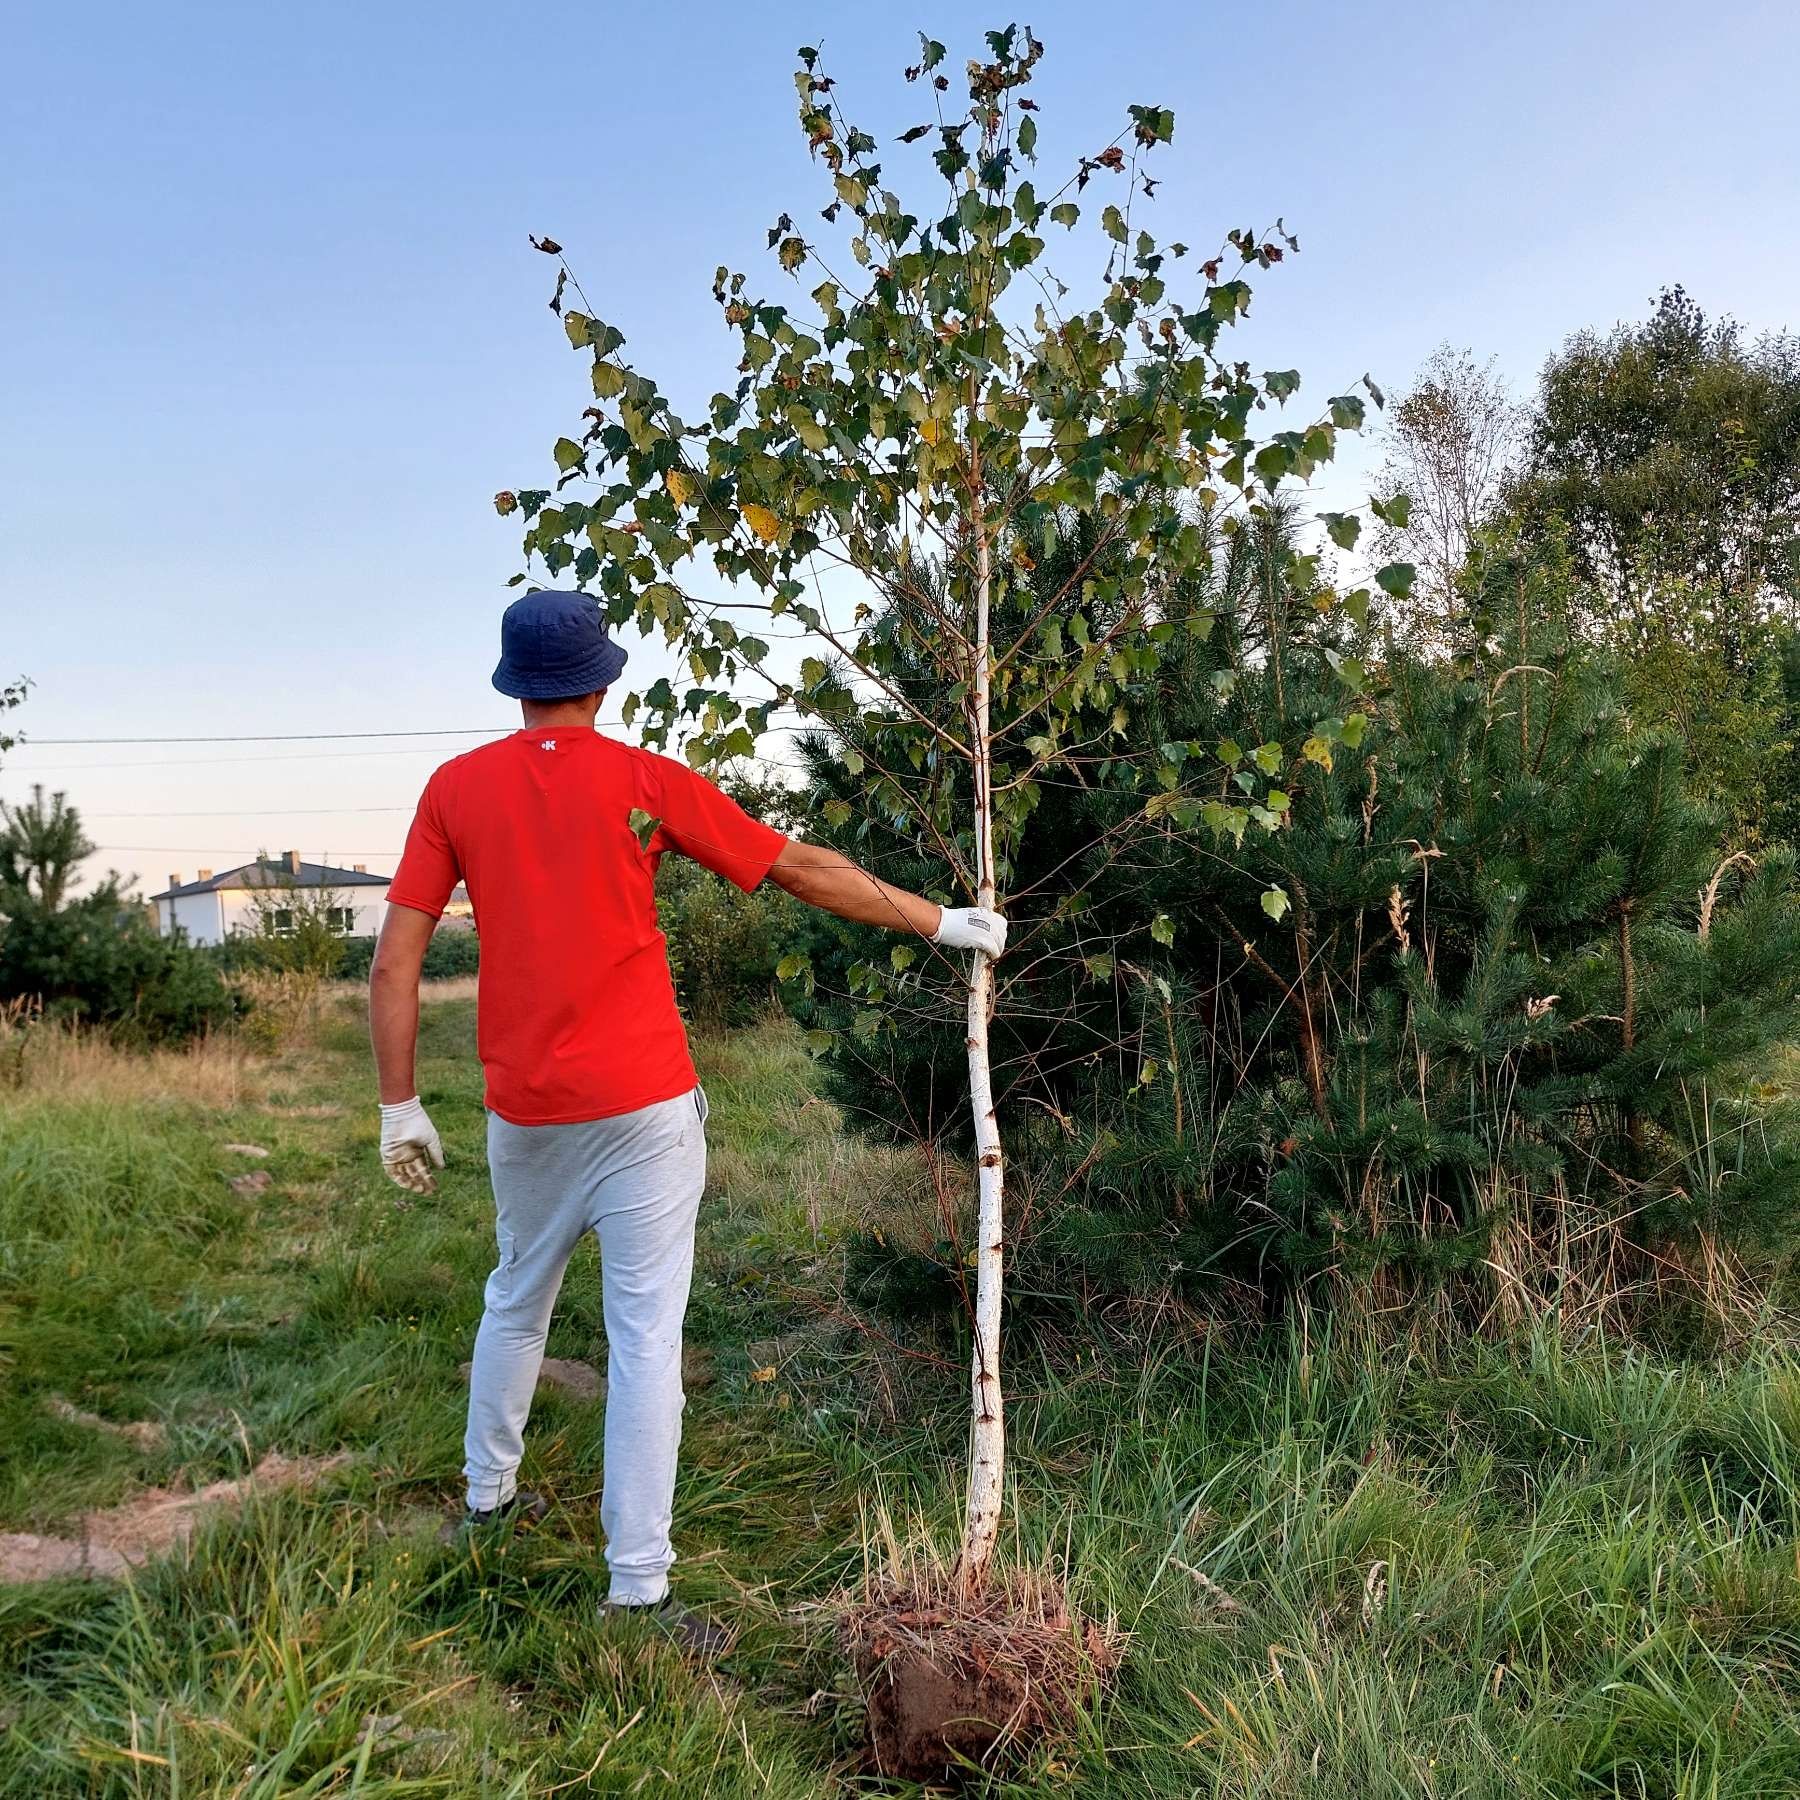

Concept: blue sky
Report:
left=4, top=0, right=1796, bottom=892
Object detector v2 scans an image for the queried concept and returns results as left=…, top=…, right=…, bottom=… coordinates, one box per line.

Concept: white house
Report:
left=150, top=852, right=392, bottom=946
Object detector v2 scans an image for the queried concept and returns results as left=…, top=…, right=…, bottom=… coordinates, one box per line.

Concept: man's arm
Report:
left=370, top=903, right=434, bottom=1100
left=767, top=839, right=1006, bottom=957
left=768, top=839, right=939, bottom=934
left=368, top=903, right=444, bottom=1192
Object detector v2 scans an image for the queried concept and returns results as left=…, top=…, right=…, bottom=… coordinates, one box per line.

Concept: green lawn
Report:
left=4, top=995, right=1800, bottom=1795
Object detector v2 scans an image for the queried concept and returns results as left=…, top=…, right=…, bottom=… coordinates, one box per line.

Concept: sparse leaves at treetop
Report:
left=510, top=32, right=1392, bottom=885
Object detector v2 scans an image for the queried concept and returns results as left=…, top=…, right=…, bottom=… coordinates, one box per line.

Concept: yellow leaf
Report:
left=918, top=418, right=945, bottom=445
left=750, top=1365, right=777, bottom=1383
left=742, top=504, right=781, bottom=544
left=665, top=469, right=698, bottom=507
left=1302, top=735, right=1335, bottom=773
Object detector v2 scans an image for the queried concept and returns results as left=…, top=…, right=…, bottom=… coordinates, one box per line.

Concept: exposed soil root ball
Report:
left=844, top=1574, right=1117, bottom=1782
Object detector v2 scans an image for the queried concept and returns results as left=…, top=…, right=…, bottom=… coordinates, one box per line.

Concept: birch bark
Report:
left=959, top=482, right=1005, bottom=1593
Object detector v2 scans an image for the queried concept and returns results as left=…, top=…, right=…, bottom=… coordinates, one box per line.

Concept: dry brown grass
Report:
left=420, top=976, right=479, bottom=1004
left=3, top=1020, right=260, bottom=1110
left=320, top=975, right=477, bottom=1007
left=0, top=976, right=472, bottom=1127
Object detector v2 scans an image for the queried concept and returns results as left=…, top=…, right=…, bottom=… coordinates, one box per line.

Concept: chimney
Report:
left=352, top=863, right=367, bottom=874
left=285, top=850, right=302, bottom=875
left=197, top=868, right=213, bottom=881
left=169, top=872, right=181, bottom=890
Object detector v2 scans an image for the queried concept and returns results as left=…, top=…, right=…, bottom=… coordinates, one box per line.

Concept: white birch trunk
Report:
left=960, top=493, right=1005, bottom=1594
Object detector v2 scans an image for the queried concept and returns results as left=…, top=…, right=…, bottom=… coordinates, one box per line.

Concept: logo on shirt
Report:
left=539, top=739, right=557, bottom=751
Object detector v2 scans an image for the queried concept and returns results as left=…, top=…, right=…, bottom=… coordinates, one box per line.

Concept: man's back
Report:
left=386, top=727, right=784, bottom=1124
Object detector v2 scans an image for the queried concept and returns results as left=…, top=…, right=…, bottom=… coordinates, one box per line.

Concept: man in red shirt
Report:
left=368, top=590, right=1004, bottom=1647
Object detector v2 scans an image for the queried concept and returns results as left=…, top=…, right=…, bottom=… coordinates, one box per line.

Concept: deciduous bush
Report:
left=657, top=858, right=812, bottom=1026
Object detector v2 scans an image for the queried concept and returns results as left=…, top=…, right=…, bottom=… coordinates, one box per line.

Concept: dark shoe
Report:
left=439, top=1489, right=549, bottom=1545
left=604, top=1595, right=732, bottom=1658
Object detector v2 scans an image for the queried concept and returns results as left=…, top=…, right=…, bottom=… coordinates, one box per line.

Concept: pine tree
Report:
left=800, top=517, right=1800, bottom=1325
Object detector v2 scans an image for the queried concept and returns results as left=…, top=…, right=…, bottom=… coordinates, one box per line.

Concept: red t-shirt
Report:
left=387, top=728, right=787, bottom=1125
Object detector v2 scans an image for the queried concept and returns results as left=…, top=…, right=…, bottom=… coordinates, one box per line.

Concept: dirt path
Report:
left=0, top=1452, right=350, bottom=1583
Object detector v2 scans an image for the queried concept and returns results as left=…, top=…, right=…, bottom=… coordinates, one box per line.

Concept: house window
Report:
left=328, top=907, right=355, bottom=934
left=270, top=908, right=296, bottom=937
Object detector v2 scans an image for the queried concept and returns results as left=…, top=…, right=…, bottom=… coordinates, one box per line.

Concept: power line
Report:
left=20, top=728, right=513, bottom=746
left=84, top=806, right=413, bottom=819
left=7, top=737, right=815, bottom=777
left=14, top=714, right=816, bottom=752
left=8, top=719, right=816, bottom=792
left=94, top=844, right=405, bottom=858
left=7, top=745, right=514, bottom=774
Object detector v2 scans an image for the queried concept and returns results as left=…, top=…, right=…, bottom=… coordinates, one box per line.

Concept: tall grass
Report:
left=1, top=1015, right=253, bottom=1108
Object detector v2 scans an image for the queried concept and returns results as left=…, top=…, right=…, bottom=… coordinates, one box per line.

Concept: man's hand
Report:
left=379, top=1096, right=445, bottom=1194
left=933, top=906, right=1008, bottom=960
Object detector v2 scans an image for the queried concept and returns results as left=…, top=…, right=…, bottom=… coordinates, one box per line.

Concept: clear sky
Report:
left=4, top=0, right=1797, bottom=896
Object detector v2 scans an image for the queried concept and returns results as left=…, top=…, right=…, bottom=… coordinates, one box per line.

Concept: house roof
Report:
left=150, top=858, right=393, bottom=902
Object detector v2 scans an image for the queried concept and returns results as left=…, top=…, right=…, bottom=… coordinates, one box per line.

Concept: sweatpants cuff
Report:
left=607, top=1577, right=671, bottom=1606
left=465, top=1470, right=517, bottom=1511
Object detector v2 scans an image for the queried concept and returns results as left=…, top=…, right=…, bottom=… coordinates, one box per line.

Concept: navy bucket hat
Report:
left=491, top=589, right=629, bottom=700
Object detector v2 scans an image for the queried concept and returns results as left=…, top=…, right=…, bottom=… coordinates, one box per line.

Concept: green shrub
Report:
left=656, top=858, right=811, bottom=1026
left=329, top=930, right=480, bottom=984
left=0, top=888, right=239, bottom=1044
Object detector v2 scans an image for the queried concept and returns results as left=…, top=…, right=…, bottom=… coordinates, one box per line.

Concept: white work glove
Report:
left=379, top=1097, right=444, bottom=1194
left=933, top=906, right=1007, bottom=960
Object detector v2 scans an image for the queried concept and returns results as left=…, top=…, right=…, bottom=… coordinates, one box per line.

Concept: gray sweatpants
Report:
left=464, top=1087, right=708, bottom=1605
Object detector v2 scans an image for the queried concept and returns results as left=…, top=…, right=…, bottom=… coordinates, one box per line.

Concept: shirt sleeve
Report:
left=386, top=771, right=461, bottom=919
left=653, top=760, right=787, bottom=893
